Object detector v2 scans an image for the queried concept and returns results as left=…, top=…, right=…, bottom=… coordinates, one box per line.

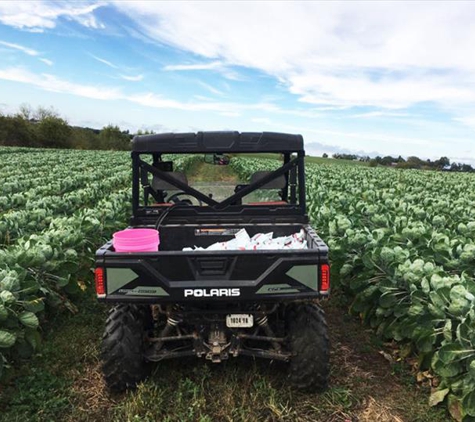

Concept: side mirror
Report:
left=204, top=153, right=230, bottom=165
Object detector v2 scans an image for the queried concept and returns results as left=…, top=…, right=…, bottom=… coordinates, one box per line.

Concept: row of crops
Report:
left=0, top=148, right=198, bottom=382
left=231, top=157, right=475, bottom=421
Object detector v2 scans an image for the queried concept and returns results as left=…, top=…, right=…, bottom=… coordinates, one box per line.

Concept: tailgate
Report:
left=95, top=241, right=329, bottom=303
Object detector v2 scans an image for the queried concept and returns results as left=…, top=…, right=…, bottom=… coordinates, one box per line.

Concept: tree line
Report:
left=0, top=104, right=155, bottom=150
left=2, top=104, right=472, bottom=172
left=327, top=152, right=474, bottom=172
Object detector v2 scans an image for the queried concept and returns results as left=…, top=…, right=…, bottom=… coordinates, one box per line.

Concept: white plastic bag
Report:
left=182, top=229, right=308, bottom=251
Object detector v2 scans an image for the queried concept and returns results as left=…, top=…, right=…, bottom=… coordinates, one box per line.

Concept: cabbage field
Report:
left=231, top=157, right=475, bottom=421
left=1, top=147, right=475, bottom=420
left=0, top=149, right=198, bottom=376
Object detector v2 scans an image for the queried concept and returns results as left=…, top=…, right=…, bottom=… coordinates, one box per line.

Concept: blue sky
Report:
left=0, top=1, right=474, bottom=162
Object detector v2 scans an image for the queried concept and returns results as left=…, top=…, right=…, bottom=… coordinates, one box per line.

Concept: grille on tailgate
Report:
left=195, top=257, right=229, bottom=276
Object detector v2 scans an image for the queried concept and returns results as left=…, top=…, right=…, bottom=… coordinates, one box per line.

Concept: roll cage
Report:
left=130, top=131, right=308, bottom=226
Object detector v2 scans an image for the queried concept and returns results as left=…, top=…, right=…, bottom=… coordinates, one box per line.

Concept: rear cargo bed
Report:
left=96, top=223, right=329, bottom=303
left=150, top=223, right=324, bottom=251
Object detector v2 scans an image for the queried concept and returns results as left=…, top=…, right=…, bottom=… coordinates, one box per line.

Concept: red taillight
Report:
left=320, top=264, right=330, bottom=293
left=95, top=268, right=106, bottom=296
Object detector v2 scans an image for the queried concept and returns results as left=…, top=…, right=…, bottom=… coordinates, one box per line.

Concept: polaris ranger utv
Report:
left=95, top=131, right=330, bottom=392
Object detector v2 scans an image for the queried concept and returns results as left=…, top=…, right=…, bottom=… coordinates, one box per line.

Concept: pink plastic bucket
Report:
left=113, top=228, right=160, bottom=252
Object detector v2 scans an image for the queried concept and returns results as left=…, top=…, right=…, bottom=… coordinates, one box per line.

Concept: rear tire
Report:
left=101, top=304, right=152, bottom=392
left=286, top=303, right=330, bottom=391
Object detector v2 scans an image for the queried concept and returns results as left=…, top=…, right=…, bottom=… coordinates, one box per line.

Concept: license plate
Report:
left=226, top=314, right=254, bottom=328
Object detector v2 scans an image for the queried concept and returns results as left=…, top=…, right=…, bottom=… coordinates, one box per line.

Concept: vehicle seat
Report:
left=151, top=171, right=188, bottom=191
left=233, top=171, right=287, bottom=205
left=249, top=171, right=286, bottom=189
left=150, top=171, right=188, bottom=204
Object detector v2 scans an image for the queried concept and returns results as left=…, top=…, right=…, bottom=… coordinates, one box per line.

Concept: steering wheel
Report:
left=167, top=192, right=203, bottom=206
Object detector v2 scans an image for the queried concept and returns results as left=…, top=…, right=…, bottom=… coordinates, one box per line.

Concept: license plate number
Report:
left=226, top=314, right=253, bottom=328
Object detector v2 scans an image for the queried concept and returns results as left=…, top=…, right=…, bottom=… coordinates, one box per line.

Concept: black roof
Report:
left=131, top=131, right=304, bottom=153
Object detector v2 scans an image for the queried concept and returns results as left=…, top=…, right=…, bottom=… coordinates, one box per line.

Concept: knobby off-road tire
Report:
left=286, top=303, right=330, bottom=391
left=101, top=304, right=152, bottom=392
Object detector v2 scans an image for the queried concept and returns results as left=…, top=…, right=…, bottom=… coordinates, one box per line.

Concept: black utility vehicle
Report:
left=95, top=131, right=330, bottom=391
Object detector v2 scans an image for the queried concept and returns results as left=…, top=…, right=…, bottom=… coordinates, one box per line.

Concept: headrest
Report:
left=151, top=171, right=188, bottom=190
left=249, top=171, right=286, bottom=189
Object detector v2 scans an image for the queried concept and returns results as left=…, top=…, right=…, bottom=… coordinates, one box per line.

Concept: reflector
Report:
left=320, top=264, right=330, bottom=293
left=95, top=267, right=105, bottom=296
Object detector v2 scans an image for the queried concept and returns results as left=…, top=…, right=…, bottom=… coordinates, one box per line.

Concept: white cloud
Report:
left=0, top=66, right=249, bottom=113
left=70, top=12, right=105, bottom=29
left=349, top=111, right=411, bottom=119
left=0, top=40, right=54, bottom=67
left=192, top=95, right=216, bottom=102
left=219, top=111, right=240, bottom=117
left=0, top=67, right=121, bottom=100
left=39, top=58, right=53, bottom=66
left=127, top=92, right=232, bottom=112
left=4, top=2, right=475, bottom=115
left=0, top=40, right=39, bottom=56
left=163, top=61, right=224, bottom=71
left=453, top=116, right=475, bottom=131
left=119, top=74, right=144, bottom=82
left=89, top=53, right=118, bottom=69
left=0, top=1, right=105, bottom=31
left=112, top=2, right=475, bottom=113
left=251, top=117, right=272, bottom=125
left=164, top=60, right=241, bottom=80
left=0, top=66, right=329, bottom=119
left=197, top=81, right=224, bottom=96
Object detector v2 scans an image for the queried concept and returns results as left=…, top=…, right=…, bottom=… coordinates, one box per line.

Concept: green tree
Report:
left=0, top=114, right=37, bottom=147
left=34, top=105, right=59, bottom=121
left=435, top=156, right=450, bottom=168
left=99, top=125, right=130, bottom=150
left=136, top=129, right=156, bottom=135
left=461, top=163, right=474, bottom=172
left=70, top=127, right=99, bottom=150
left=36, top=116, right=72, bottom=148
left=18, top=103, right=33, bottom=120
left=381, top=156, right=395, bottom=166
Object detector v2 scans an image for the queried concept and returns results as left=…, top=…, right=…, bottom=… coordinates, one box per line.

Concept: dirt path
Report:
left=187, top=160, right=238, bottom=183
left=322, top=297, right=446, bottom=422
